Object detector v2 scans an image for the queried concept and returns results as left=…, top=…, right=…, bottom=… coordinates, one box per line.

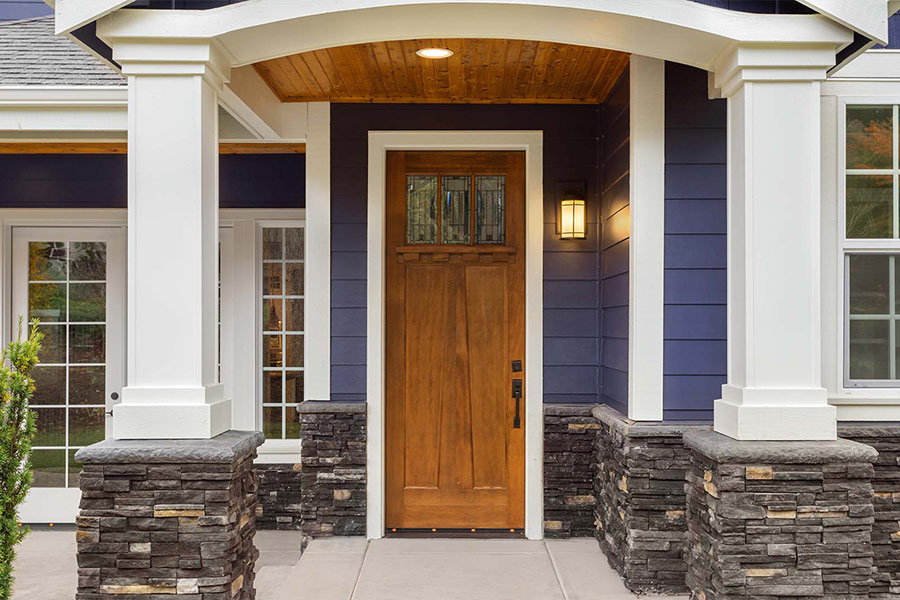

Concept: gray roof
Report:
left=0, top=16, right=124, bottom=86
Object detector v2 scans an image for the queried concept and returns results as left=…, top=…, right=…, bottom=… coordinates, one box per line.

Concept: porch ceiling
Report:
left=252, top=39, right=630, bottom=104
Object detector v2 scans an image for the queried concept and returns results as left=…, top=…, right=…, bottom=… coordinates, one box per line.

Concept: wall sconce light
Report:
left=558, top=181, right=586, bottom=240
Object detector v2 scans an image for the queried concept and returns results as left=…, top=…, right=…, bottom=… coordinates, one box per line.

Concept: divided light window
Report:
left=260, top=226, right=304, bottom=439
left=844, top=105, right=900, bottom=386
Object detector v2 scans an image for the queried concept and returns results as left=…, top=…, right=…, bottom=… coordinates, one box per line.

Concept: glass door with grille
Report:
left=12, top=227, right=125, bottom=523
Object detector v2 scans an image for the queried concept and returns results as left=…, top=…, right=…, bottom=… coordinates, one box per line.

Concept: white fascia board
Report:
left=55, top=0, right=131, bottom=35
left=0, top=86, right=127, bottom=132
left=830, top=50, right=900, bottom=79
left=798, top=0, right=889, bottom=46
left=96, top=0, right=853, bottom=70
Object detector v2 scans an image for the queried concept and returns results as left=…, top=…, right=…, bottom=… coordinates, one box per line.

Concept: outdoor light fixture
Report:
left=416, top=47, right=454, bottom=59
left=558, top=182, right=587, bottom=239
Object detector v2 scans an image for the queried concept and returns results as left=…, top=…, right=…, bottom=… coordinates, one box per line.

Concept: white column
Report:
left=628, top=55, right=666, bottom=422
left=714, top=45, right=837, bottom=441
left=114, top=40, right=232, bottom=439
left=304, top=102, right=331, bottom=401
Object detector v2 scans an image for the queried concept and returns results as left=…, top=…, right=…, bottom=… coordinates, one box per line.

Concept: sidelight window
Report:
left=260, top=226, right=305, bottom=439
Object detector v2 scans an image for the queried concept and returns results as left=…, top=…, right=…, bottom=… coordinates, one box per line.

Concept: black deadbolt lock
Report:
left=511, top=360, right=522, bottom=372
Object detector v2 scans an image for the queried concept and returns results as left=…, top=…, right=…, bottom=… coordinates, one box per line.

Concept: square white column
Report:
left=113, top=41, right=232, bottom=439
left=713, top=45, right=838, bottom=441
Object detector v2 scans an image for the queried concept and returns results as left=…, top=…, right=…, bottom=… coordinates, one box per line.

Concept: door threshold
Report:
left=385, top=528, right=525, bottom=539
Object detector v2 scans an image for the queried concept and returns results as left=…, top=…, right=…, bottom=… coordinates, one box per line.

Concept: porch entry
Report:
left=385, top=151, right=526, bottom=531
left=11, top=227, right=126, bottom=523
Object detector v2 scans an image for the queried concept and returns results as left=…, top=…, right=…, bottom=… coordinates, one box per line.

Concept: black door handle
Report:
left=512, top=379, right=522, bottom=429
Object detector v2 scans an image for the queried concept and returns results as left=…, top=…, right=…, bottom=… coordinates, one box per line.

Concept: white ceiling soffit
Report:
left=798, top=0, right=890, bottom=46
left=55, top=0, right=131, bottom=35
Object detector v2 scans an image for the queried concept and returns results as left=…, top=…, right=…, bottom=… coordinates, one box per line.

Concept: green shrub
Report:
left=0, top=319, right=41, bottom=600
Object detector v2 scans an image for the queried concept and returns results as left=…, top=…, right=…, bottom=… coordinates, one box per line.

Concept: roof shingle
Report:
left=0, top=16, right=124, bottom=86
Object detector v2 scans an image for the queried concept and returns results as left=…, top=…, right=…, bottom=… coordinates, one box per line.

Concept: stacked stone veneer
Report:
left=840, top=424, right=900, bottom=597
left=544, top=405, right=598, bottom=538
left=593, top=405, right=708, bottom=594
left=299, top=401, right=366, bottom=538
left=74, top=430, right=264, bottom=600
left=684, top=429, right=879, bottom=600
left=256, top=463, right=302, bottom=530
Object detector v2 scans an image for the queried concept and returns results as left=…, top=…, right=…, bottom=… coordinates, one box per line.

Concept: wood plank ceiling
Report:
left=253, top=39, right=630, bottom=104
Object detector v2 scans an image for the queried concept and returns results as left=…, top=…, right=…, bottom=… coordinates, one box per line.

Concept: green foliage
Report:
left=0, top=319, right=41, bottom=600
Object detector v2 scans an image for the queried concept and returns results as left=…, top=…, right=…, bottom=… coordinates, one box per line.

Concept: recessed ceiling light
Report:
left=416, top=47, right=454, bottom=59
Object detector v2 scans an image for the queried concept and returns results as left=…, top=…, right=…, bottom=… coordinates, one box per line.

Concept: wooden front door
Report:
left=385, top=151, right=525, bottom=531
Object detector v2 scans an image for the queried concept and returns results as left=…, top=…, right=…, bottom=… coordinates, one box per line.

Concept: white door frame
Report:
left=366, top=131, right=544, bottom=540
left=10, top=223, right=126, bottom=523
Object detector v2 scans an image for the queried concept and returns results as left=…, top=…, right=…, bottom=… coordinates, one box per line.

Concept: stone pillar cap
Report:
left=683, top=429, right=878, bottom=464
left=74, top=430, right=265, bottom=464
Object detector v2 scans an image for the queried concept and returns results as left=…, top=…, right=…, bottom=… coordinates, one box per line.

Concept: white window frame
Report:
left=826, top=97, right=900, bottom=418
left=220, top=209, right=305, bottom=463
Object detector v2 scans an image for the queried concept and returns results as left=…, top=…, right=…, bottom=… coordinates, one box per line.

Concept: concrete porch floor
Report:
left=14, top=529, right=689, bottom=600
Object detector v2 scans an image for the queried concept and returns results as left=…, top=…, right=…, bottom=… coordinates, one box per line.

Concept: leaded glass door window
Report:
left=405, top=171, right=506, bottom=245
left=12, top=227, right=126, bottom=523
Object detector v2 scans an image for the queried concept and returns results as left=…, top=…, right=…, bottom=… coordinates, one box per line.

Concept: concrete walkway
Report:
left=12, top=530, right=688, bottom=600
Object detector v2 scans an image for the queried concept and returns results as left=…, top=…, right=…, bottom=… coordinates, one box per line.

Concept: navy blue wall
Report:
left=0, top=0, right=51, bottom=21
left=329, top=103, right=604, bottom=404
left=663, top=62, right=727, bottom=421
left=598, top=70, right=630, bottom=417
left=0, top=154, right=305, bottom=208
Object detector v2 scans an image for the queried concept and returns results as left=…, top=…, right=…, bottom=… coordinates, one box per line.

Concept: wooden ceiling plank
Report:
left=253, top=39, right=631, bottom=104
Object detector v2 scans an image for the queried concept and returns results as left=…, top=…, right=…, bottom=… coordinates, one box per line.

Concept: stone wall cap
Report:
left=592, top=404, right=712, bottom=438
left=838, top=422, right=900, bottom=438
left=297, top=400, right=366, bottom=414
left=683, top=429, right=878, bottom=464
left=74, top=430, right=265, bottom=464
left=543, top=403, right=598, bottom=417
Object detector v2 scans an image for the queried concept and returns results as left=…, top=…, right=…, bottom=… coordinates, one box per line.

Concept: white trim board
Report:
left=627, top=55, right=666, bottom=421
left=366, top=131, right=544, bottom=540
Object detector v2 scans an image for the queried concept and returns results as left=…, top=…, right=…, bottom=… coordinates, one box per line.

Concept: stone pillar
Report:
left=111, top=38, right=232, bottom=439
left=593, top=405, right=706, bottom=595
left=543, top=405, right=598, bottom=538
left=298, top=402, right=367, bottom=538
left=256, top=464, right=302, bottom=530
left=839, top=424, right=900, bottom=597
left=713, top=44, right=838, bottom=441
left=683, top=430, right=877, bottom=600
left=74, top=431, right=264, bottom=600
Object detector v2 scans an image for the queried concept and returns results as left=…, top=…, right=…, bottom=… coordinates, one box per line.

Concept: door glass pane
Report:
left=476, top=175, right=505, bottom=244
left=261, top=226, right=304, bottom=440
left=31, top=450, right=65, bottom=488
left=28, top=283, right=66, bottom=322
left=847, top=106, right=893, bottom=170
left=407, top=175, right=437, bottom=243
left=25, top=239, right=108, bottom=488
left=441, top=176, right=471, bottom=244
left=846, top=175, right=894, bottom=238
left=28, top=242, right=66, bottom=281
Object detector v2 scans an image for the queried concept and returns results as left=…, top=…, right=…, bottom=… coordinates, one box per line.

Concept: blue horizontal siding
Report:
left=663, top=61, right=727, bottom=421
left=331, top=102, right=603, bottom=403
left=0, top=0, right=52, bottom=21
left=0, top=154, right=305, bottom=209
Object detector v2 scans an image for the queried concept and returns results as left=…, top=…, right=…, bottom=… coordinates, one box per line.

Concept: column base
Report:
left=543, top=405, right=598, bottom=538
left=683, top=429, right=877, bottom=600
left=74, top=431, right=265, bottom=600
left=714, top=385, right=836, bottom=441
left=114, top=385, right=231, bottom=439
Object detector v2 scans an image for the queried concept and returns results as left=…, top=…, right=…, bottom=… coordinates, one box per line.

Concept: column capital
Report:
left=713, top=43, right=837, bottom=97
left=111, top=38, right=232, bottom=89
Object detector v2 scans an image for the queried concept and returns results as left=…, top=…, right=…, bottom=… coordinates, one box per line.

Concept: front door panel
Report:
left=385, top=151, right=525, bottom=530
left=12, top=227, right=125, bottom=523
